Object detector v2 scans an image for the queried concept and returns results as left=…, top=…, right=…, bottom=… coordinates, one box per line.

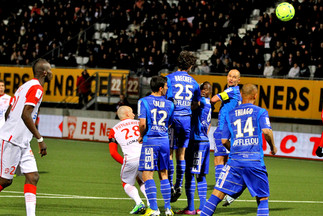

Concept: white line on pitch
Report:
left=2, top=191, right=323, bottom=204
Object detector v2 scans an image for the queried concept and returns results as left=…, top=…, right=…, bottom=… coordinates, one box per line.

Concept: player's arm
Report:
left=210, top=94, right=221, bottom=104
left=22, top=105, right=47, bottom=157
left=108, top=139, right=123, bottom=164
left=222, top=139, right=231, bottom=151
left=221, top=116, right=231, bottom=150
left=139, top=118, right=146, bottom=143
left=5, top=104, right=12, bottom=121
left=262, top=128, right=277, bottom=155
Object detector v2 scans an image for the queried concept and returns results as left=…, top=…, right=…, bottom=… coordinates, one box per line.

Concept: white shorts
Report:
left=0, top=139, right=38, bottom=180
left=121, top=157, right=142, bottom=185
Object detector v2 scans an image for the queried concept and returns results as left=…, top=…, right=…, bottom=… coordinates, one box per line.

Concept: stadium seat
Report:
left=264, top=53, right=271, bottom=62
left=251, top=9, right=260, bottom=17
left=93, top=31, right=101, bottom=40
left=83, top=57, right=89, bottom=65
left=94, top=23, right=100, bottom=31
left=200, top=43, right=209, bottom=51
left=100, top=23, right=107, bottom=31
left=101, top=32, right=109, bottom=39
left=76, top=56, right=83, bottom=65
left=309, top=65, right=316, bottom=78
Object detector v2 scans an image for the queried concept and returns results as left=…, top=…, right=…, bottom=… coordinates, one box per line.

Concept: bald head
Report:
left=117, top=106, right=134, bottom=120
left=241, top=83, right=258, bottom=104
left=227, top=69, right=240, bottom=87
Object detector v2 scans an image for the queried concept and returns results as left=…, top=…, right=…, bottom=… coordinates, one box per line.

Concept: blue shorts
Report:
left=171, top=116, right=191, bottom=149
left=139, top=138, right=170, bottom=171
left=186, top=140, right=210, bottom=175
left=215, top=164, right=270, bottom=198
left=213, top=127, right=229, bottom=156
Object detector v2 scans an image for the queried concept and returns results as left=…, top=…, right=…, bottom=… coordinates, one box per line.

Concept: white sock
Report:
left=124, top=183, right=142, bottom=205
left=24, top=192, right=36, bottom=216
left=140, top=183, right=150, bottom=207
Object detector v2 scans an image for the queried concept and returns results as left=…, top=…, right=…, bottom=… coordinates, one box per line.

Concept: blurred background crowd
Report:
left=0, top=0, right=322, bottom=78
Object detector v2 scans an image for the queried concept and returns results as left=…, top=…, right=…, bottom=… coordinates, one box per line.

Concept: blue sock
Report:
left=175, top=160, right=186, bottom=189
left=168, top=160, right=174, bottom=188
left=160, top=179, right=171, bottom=209
left=185, top=173, right=195, bottom=211
left=145, top=179, right=158, bottom=210
left=200, top=194, right=222, bottom=216
left=257, top=199, right=269, bottom=216
left=215, top=165, right=224, bottom=182
left=197, top=175, right=207, bottom=210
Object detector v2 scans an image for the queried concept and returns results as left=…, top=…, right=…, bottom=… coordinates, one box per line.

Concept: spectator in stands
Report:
left=76, top=69, right=93, bottom=108
left=314, top=63, right=323, bottom=79
left=210, top=58, right=225, bottom=73
left=299, top=62, right=311, bottom=78
left=197, top=60, right=211, bottom=74
left=287, top=62, right=300, bottom=78
left=263, top=61, right=274, bottom=77
left=114, top=94, right=130, bottom=119
left=273, top=61, right=286, bottom=77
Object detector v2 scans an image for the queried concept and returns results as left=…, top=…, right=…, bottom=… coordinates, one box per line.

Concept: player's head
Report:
left=200, top=81, right=212, bottom=98
left=177, top=51, right=197, bottom=72
left=150, top=75, right=168, bottom=95
left=117, top=106, right=135, bottom=120
left=241, top=83, right=258, bottom=104
left=0, top=80, right=5, bottom=96
left=227, top=69, right=240, bottom=87
left=32, top=58, right=53, bottom=83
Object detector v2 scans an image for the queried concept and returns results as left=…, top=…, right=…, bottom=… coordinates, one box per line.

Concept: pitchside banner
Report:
left=40, top=116, right=321, bottom=160
left=0, top=66, right=129, bottom=103
left=190, top=75, right=323, bottom=120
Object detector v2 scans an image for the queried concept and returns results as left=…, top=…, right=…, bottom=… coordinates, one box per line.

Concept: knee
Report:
left=0, top=178, right=13, bottom=188
left=26, top=172, right=40, bottom=185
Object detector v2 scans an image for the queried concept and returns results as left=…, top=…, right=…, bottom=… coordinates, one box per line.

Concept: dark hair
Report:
left=32, top=58, right=48, bottom=76
left=200, top=81, right=211, bottom=90
left=0, top=79, right=4, bottom=84
left=150, top=76, right=167, bottom=92
left=177, top=51, right=197, bottom=71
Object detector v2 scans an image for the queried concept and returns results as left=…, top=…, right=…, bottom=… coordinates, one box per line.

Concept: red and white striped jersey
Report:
left=0, top=94, right=11, bottom=128
left=0, top=79, right=43, bottom=148
left=109, top=119, right=142, bottom=160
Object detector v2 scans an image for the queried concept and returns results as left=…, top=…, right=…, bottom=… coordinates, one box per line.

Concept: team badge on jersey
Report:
left=35, top=89, right=42, bottom=99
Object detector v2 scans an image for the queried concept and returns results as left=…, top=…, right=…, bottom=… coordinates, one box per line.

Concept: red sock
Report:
left=24, top=184, right=37, bottom=194
left=0, top=185, right=3, bottom=192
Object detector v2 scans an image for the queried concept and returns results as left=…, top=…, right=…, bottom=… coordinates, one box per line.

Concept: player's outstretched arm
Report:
left=262, top=128, right=277, bottom=155
left=22, top=105, right=47, bottom=157
left=210, top=95, right=220, bottom=104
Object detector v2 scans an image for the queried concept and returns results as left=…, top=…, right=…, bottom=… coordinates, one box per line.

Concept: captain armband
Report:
left=218, top=92, right=229, bottom=101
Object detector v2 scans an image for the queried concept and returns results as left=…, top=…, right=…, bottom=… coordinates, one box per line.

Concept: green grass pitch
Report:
left=0, top=138, right=322, bottom=215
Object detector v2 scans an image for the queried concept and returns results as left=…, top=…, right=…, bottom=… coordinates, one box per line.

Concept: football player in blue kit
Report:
left=166, top=51, right=201, bottom=202
left=211, top=69, right=242, bottom=205
left=138, top=76, right=175, bottom=216
left=177, top=81, right=212, bottom=215
left=201, top=83, right=277, bottom=216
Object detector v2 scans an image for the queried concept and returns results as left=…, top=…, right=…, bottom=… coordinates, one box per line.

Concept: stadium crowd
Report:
left=0, top=0, right=322, bottom=78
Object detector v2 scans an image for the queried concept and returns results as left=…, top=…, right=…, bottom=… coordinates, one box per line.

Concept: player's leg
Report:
left=139, top=143, right=160, bottom=215
left=137, top=174, right=150, bottom=208
left=200, top=189, right=225, bottom=216
left=196, top=141, right=209, bottom=214
left=256, top=197, right=269, bottom=216
left=244, top=166, right=270, bottom=215
left=121, top=159, right=146, bottom=214
left=24, top=172, right=39, bottom=216
left=158, top=141, right=173, bottom=216
left=213, top=128, right=228, bottom=181
left=201, top=165, right=244, bottom=216
left=173, top=116, right=191, bottom=201
left=168, top=127, right=175, bottom=190
left=0, top=140, right=18, bottom=191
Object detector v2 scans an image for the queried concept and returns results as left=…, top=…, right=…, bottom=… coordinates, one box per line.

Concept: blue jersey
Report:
left=217, top=85, right=241, bottom=130
left=166, top=71, right=201, bottom=116
left=222, top=103, right=272, bottom=167
left=138, top=95, right=174, bottom=142
left=191, top=97, right=212, bottom=141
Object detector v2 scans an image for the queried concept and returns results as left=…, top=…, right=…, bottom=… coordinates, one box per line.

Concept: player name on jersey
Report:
left=235, top=108, right=253, bottom=117
left=153, top=100, right=165, bottom=107
left=174, top=75, right=192, bottom=83
left=174, top=100, right=191, bottom=107
left=233, top=138, right=259, bottom=147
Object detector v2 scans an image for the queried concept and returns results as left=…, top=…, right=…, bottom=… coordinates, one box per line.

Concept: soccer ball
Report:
left=275, top=2, right=295, bottom=21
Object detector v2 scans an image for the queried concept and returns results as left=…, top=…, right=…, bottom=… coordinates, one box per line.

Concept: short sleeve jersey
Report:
left=0, top=79, right=43, bottom=148
left=0, top=94, right=11, bottom=128
left=191, top=97, right=212, bottom=141
left=217, top=85, right=241, bottom=130
left=166, top=71, right=201, bottom=116
left=222, top=103, right=272, bottom=167
left=138, top=95, right=174, bottom=142
left=108, top=119, right=142, bottom=160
